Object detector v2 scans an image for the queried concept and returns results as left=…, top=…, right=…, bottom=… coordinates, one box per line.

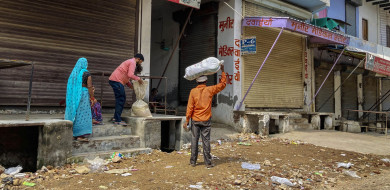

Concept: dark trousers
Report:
left=190, top=120, right=212, bottom=166
left=109, top=80, right=126, bottom=122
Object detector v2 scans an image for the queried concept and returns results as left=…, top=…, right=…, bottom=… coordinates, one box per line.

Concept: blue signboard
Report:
left=241, top=37, right=256, bottom=55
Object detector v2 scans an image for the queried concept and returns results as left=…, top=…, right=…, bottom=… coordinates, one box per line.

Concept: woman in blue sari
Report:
left=65, top=58, right=93, bottom=142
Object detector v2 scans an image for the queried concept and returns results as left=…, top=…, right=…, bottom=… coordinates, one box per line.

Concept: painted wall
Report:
left=150, top=1, right=181, bottom=107
left=358, top=0, right=379, bottom=44
left=327, top=0, right=346, bottom=32
left=140, top=0, right=152, bottom=101
left=212, top=0, right=242, bottom=128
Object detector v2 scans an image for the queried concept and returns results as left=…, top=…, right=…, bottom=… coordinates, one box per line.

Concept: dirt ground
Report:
left=2, top=133, right=390, bottom=190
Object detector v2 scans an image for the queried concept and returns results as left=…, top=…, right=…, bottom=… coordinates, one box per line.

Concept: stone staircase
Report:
left=67, top=118, right=152, bottom=163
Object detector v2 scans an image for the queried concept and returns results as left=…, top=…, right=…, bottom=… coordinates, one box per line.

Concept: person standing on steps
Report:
left=183, top=64, right=226, bottom=168
left=109, top=54, right=144, bottom=126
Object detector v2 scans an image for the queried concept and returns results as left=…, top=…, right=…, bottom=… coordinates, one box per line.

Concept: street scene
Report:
left=1, top=0, right=390, bottom=189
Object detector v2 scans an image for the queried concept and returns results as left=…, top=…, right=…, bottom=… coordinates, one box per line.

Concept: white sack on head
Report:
left=184, top=57, right=223, bottom=80
left=131, top=80, right=152, bottom=117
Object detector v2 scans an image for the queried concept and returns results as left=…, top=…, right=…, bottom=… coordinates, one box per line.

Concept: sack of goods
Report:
left=131, top=80, right=152, bottom=117
left=184, top=57, right=224, bottom=80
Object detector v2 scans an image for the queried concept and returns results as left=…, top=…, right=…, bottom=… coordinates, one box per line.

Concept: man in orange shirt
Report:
left=183, top=64, right=226, bottom=168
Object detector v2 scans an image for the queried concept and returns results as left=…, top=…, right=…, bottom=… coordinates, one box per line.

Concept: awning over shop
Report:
left=242, top=17, right=350, bottom=45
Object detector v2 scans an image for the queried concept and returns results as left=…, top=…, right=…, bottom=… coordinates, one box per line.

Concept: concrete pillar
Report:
left=334, top=71, right=342, bottom=119
left=357, top=74, right=363, bottom=118
left=139, top=0, right=151, bottom=100
left=379, top=79, right=383, bottom=111
left=258, top=115, right=270, bottom=136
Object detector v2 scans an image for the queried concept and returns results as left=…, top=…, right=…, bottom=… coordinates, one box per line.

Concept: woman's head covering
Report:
left=65, top=58, right=89, bottom=122
left=196, top=75, right=207, bottom=83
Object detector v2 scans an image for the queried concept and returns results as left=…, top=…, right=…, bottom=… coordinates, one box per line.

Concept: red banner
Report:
left=365, top=53, right=390, bottom=76
left=167, top=0, right=201, bottom=9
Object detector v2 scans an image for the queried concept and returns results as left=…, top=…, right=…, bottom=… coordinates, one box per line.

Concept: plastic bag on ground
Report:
left=131, top=80, right=152, bottom=117
left=343, top=170, right=361, bottom=178
left=4, top=165, right=22, bottom=175
left=241, top=162, right=261, bottom=170
left=86, top=157, right=109, bottom=172
left=271, top=176, right=295, bottom=186
left=337, top=162, right=353, bottom=168
left=184, top=57, right=223, bottom=80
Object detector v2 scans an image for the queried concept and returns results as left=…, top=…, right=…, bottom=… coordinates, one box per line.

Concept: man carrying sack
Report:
left=183, top=64, right=226, bottom=168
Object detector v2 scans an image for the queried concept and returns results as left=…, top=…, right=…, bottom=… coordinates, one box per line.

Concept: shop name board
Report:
left=241, top=37, right=256, bottom=55
left=167, top=0, right=201, bottom=9
left=365, top=53, right=390, bottom=76
left=242, top=17, right=349, bottom=45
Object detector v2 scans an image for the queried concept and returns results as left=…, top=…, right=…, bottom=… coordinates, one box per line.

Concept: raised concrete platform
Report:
left=0, top=119, right=73, bottom=170
left=122, top=114, right=188, bottom=151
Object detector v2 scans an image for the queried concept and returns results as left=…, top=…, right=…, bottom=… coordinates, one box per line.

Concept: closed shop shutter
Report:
left=381, top=79, right=390, bottom=111
left=0, top=0, right=137, bottom=107
left=315, top=68, right=334, bottom=113
left=341, top=72, right=358, bottom=120
left=242, top=1, right=304, bottom=108
left=179, top=13, right=217, bottom=103
left=363, top=76, right=378, bottom=120
left=345, top=2, right=357, bottom=37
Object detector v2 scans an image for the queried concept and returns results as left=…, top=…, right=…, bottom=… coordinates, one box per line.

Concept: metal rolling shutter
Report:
left=0, top=0, right=137, bottom=107
left=381, top=79, right=390, bottom=111
left=242, top=1, right=304, bottom=108
left=363, top=76, right=378, bottom=120
left=345, top=2, right=357, bottom=37
left=341, top=72, right=358, bottom=120
left=179, top=14, right=217, bottom=103
left=242, top=26, right=304, bottom=108
left=315, top=68, right=334, bottom=113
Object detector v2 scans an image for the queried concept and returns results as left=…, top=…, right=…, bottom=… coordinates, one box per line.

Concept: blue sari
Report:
left=65, top=58, right=92, bottom=137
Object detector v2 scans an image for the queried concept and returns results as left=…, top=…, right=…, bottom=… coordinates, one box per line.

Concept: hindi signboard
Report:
left=242, top=17, right=350, bottom=45
left=365, top=53, right=390, bottom=76
left=241, top=37, right=256, bottom=55
left=167, top=0, right=201, bottom=9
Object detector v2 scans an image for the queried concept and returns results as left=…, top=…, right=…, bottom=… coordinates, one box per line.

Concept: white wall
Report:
left=212, top=0, right=242, bottom=127
left=358, top=1, right=379, bottom=44
left=150, top=1, right=181, bottom=106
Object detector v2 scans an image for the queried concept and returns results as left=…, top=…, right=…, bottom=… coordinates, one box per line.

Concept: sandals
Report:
left=75, top=137, right=89, bottom=142
left=114, top=121, right=127, bottom=126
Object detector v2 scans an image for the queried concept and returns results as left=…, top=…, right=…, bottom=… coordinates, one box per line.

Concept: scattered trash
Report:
left=337, top=162, right=353, bottom=169
left=104, top=169, right=129, bottom=174
left=237, top=142, right=252, bottom=146
left=177, top=152, right=183, bottom=154
left=13, top=178, right=22, bottom=186
left=1, top=177, right=13, bottom=185
left=343, top=170, right=361, bottom=178
left=14, top=173, right=26, bottom=178
left=233, top=179, right=242, bottom=185
left=217, top=140, right=222, bottom=145
left=121, top=173, right=132, bottom=177
left=75, top=166, right=91, bottom=174
left=271, top=176, right=295, bottom=187
left=189, top=184, right=203, bottom=189
left=0, top=165, right=4, bottom=175
left=130, top=169, right=139, bottom=171
left=99, top=185, right=108, bottom=189
left=182, top=143, right=191, bottom=150
left=340, top=154, right=346, bottom=156
left=112, top=156, right=122, bottom=163
left=22, top=181, right=36, bottom=187
left=263, top=160, right=271, bottom=166
left=111, top=152, right=123, bottom=159
left=87, top=157, right=109, bottom=172
left=40, top=166, right=49, bottom=173
left=241, top=162, right=261, bottom=170
left=381, top=158, right=390, bottom=163
left=290, top=140, right=298, bottom=145
left=211, top=154, right=220, bottom=160
left=165, top=166, right=174, bottom=169
left=314, top=172, right=322, bottom=176
left=4, top=165, right=22, bottom=175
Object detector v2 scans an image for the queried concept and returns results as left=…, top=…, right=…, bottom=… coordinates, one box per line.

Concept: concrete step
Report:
left=289, top=118, right=308, bottom=124
left=67, top=148, right=152, bottom=163
left=72, top=135, right=140, bottom=154
left=92, top=123, right=132, bottom=137
left=289, top=123, right=313, bottom=130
